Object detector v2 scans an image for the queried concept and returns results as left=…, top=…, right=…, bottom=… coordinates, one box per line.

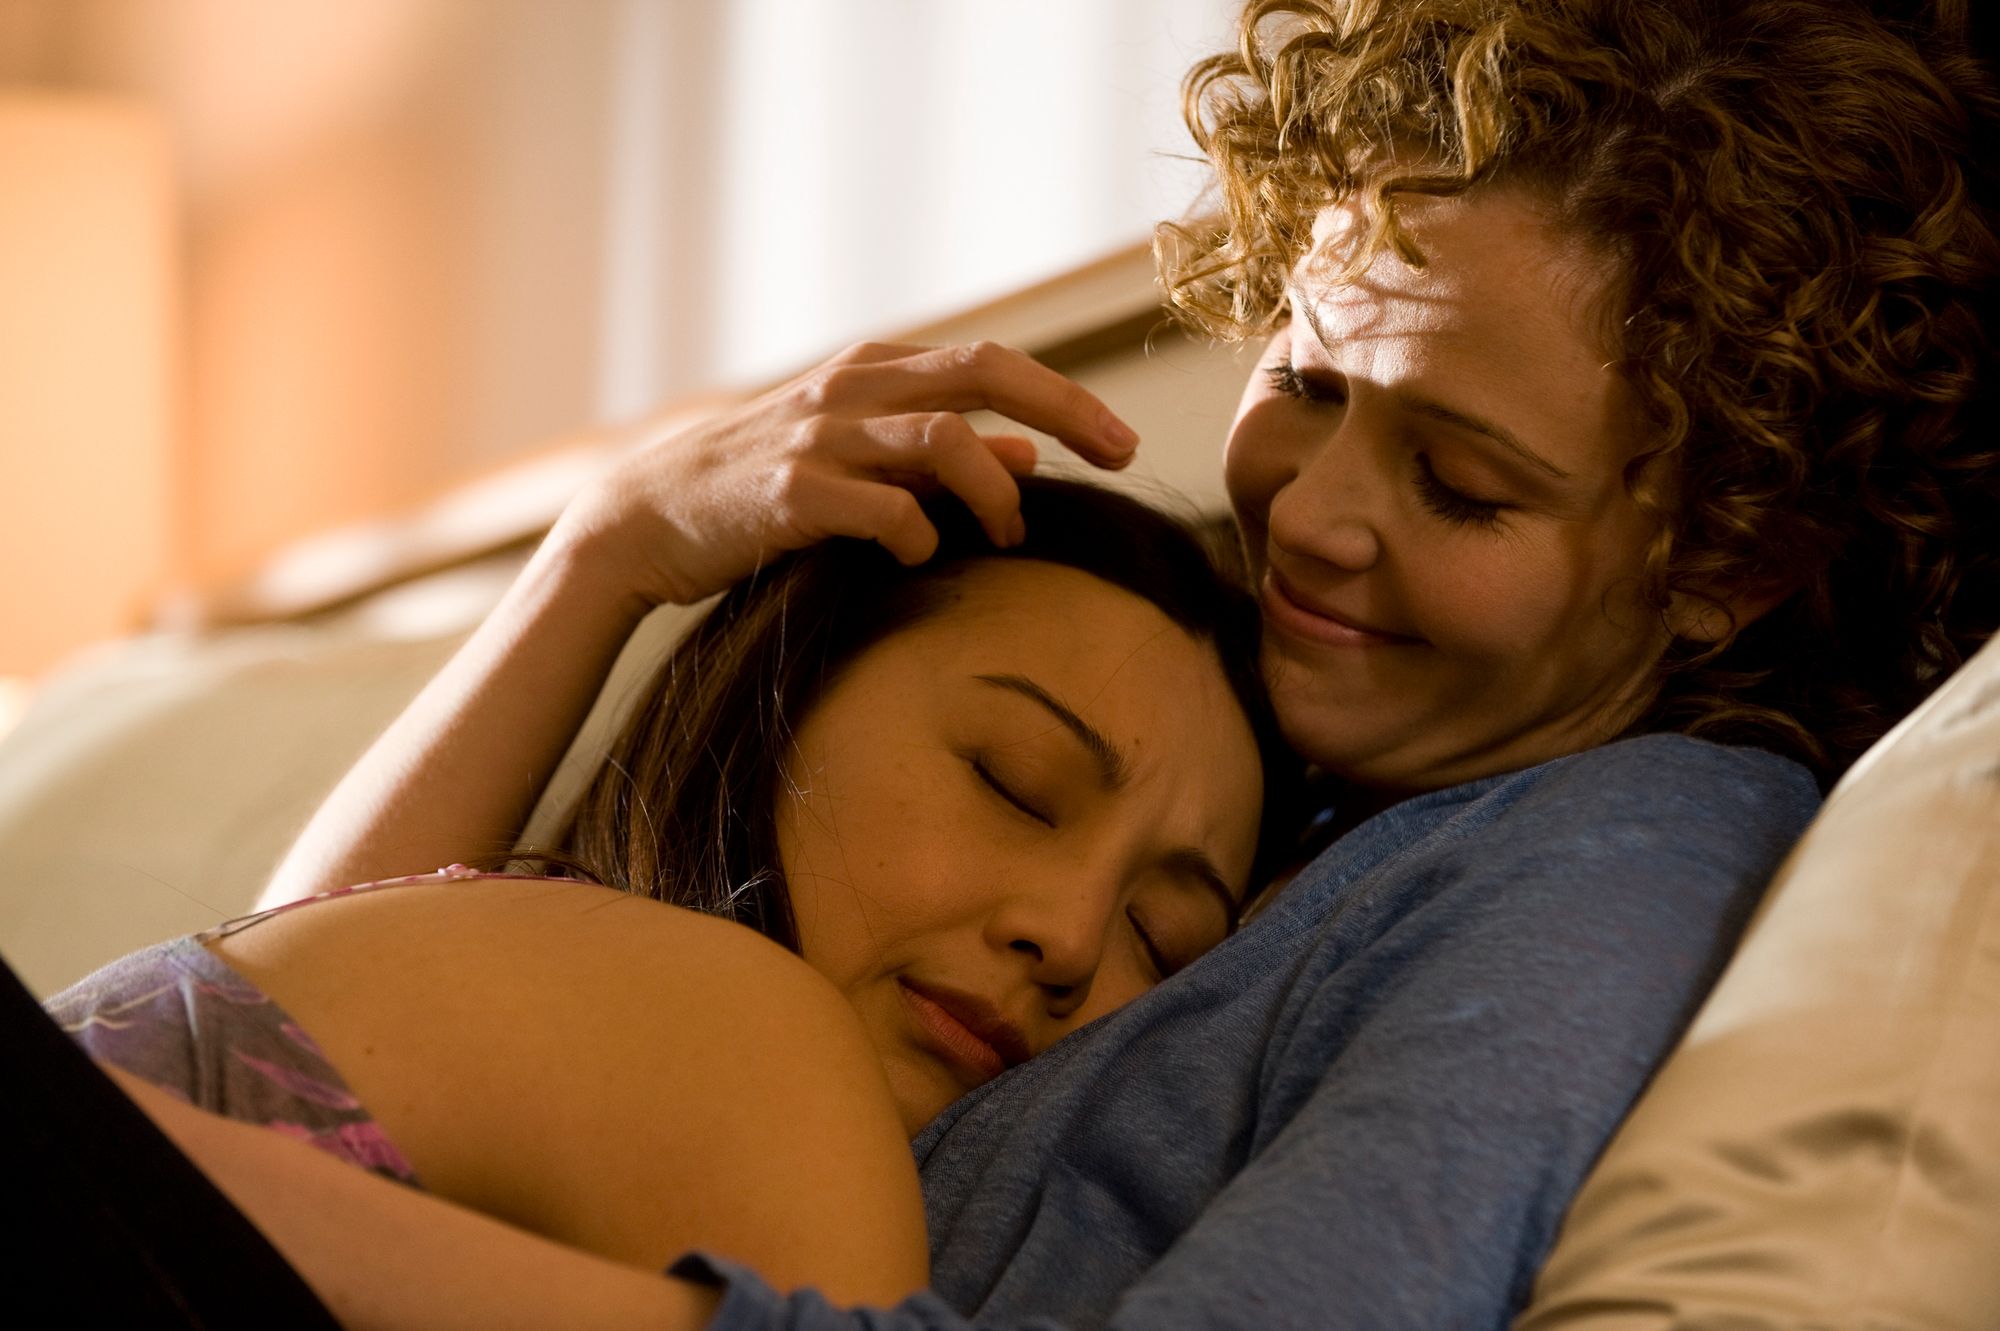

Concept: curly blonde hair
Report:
left=1163, top=0, right=2000, bottom=779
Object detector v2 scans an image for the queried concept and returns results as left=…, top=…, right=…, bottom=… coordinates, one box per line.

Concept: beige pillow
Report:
left=0, top=551, right=700, bottom=999
left=0, top=625, right=466, bottom=997
left=1517, top=633, right=2000, bottom=1330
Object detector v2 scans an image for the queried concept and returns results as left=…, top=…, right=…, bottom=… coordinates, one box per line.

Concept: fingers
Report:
left=983, top=434, right=1040, bottom=475
left=806, top=342, right=1140, bottom=469
left=919, top=414, right=1026, bottom=548
left=845, top=413, right=1032, bottom=548
left=823, top=340, right=930, bottom=366
left=812, top=477, right=940, bottom=566
left=705, top=340, right=1130, bottom=577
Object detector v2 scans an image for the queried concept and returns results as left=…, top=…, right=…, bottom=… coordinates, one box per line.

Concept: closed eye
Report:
left=1413, top=454, right=1506, bottom=529
left=1270, top=358, right=1511, bottom=529
left=1127, top=908, right=1175, bottom=981
left=971, top=757, right=1054, bottom=827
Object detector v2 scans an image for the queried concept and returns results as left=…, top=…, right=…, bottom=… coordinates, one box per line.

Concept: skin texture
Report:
left=776, top=560, right=1266, bottom=1134
left=1229, top=188, right=1718, bottom=797
left=208, top=877, right=931, bottom=1304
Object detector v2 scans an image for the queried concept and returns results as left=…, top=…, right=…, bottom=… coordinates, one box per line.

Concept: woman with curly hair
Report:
left=1168, top=0, right=1999, bottom=784
left=38, top=1, right=1999, bottom=1327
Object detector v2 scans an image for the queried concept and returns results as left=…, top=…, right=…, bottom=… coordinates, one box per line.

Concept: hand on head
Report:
left=550, top=340, right=1141, bottom=609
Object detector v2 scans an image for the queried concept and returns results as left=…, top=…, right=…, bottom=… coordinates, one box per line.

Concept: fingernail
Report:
left=1104, top=417, right=1140, bottom=452
left=1007, top=513, right=1027, bottom=546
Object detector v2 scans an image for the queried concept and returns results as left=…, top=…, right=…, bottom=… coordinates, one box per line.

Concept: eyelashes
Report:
left=1412, top=455, right=1504, bottom=529
left=1263, top=361, right=1326, bottom=402
left=1126, top=908, right=1175, bottom=980
left=970, top=756, right=1054, bottom=827
left=1262, top=360, right=1507, bottom=530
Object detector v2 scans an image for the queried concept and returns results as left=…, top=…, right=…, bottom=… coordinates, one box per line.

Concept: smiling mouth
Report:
left=1261, top=571, right=1425, bottom=648
left=896, top=980, right=1030, bottom=1089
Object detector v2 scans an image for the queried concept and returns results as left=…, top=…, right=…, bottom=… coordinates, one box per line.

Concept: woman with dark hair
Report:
left=554, top=476, right=1293, bottom=961
left=38, top=475, right=1288, bottom=1315
left=29, top=0, right=1999, bottom=1327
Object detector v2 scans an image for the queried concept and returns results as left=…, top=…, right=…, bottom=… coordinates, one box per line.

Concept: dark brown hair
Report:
left=535, top=477, right=1296, bottom=950
left=1163, top=0, right=2000, bottom=779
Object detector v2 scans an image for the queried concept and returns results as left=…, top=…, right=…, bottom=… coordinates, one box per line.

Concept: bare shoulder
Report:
left=212, top=879, right=927, bottom=1304
left=211, top=877, right=853, bottom=1053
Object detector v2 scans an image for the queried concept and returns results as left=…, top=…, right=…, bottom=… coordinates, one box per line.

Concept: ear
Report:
left=1665, top=579, right=1794, bottom=645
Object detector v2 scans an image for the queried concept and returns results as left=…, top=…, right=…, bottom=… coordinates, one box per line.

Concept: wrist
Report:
left=545, top=481, right=716, bottom=612
left=533, top=514, right=673, bottom=624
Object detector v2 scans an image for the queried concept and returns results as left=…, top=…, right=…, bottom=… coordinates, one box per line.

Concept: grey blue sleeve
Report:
left=675, top=738, right=1820, bottom=1331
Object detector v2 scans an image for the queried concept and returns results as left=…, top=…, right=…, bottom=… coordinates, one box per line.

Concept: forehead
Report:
left=864, top=561, right=1243, bottom=733
left=1296, top=191, right=1635, bottom=466
left=827, top=559, right=1266, bottom=870
left=1303, top=189, right=1618, bottom=331
left=911, top=560, right=1207, bottom=674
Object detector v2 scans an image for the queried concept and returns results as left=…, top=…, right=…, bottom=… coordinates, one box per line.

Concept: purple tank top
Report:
left=45, top=865, right=573, bottom=1185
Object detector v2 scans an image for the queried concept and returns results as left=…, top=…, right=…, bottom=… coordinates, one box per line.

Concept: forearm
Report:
left=260, top=526, right=653, bottom=908
left=108, top=1066, right=718, bottom=1331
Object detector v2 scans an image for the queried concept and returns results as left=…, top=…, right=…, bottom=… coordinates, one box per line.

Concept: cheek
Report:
left=1413, top=522, right=1656, bottom=668
left=771, top=798, right=837, bottom=960
left=774, top=748, right=882, bottom=974
left=1069, top=967, right=1157, bottom=1029
left=1429, top=547, right=1571, bottom=653
left=1224, top=412, right=1287, bottom=552
left=779, top=779, right=963, bottom=971
left=772, top=745, right=836, bottom=889
left=776, top=734, right=923, bottom=876
left=1226, top=360, right=1289, bottom=526
left=1214, top=738, right=1269, bottom=880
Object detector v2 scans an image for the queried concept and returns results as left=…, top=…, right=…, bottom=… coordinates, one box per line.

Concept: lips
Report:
left=1261, top=568, right=1424, bottom=647
left=898, top=979, right=1033, bottom=1088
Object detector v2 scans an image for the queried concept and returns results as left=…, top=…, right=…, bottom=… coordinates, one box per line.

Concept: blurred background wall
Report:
left=0, top=0, right=1235, bottom=687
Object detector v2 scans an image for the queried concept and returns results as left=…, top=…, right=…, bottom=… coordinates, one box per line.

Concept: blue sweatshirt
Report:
left=678, top=734, right=1821, bottom=1330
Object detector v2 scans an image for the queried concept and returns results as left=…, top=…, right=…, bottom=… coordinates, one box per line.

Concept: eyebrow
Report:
left=1401, top=395, right=1573, bottom=481
left=975, top=673, right=1129, bottom=790
left=1289, top=284, right=1574, bottom=482
left=974, top=672, right=1243, bottom=927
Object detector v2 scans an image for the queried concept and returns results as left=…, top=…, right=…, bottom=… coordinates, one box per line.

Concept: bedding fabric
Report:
left=673, top=733, right=1821, bottom=1331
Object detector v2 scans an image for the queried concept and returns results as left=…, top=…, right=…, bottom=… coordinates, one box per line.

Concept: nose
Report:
left=983, top=872, right=1121, bottom=1018
left=1265, top=419, right=1384, bottom=573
